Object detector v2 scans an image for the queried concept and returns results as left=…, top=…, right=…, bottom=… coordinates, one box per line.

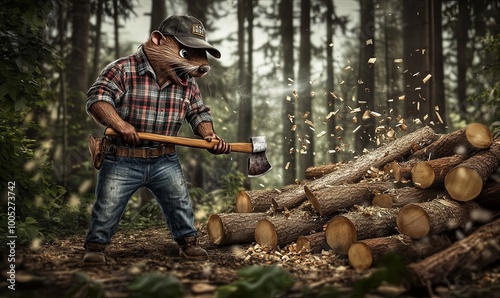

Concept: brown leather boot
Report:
left=177, top=236, right=208, bottom=261
left=82, top=242, right=106, bottom=266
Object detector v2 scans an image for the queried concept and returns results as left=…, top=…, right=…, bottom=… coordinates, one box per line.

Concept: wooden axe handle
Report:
left=104, top=128, right=253, bottom=153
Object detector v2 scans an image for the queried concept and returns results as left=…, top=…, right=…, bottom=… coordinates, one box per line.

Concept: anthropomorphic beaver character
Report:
left=83, top=15, right=230, bottom=265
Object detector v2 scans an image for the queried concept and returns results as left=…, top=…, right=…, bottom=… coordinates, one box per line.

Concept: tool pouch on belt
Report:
left=88, top=134, right=104, bottom=170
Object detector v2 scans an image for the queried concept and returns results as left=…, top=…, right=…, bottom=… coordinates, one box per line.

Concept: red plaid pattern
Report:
left=86, top=45, right=212, bottom=139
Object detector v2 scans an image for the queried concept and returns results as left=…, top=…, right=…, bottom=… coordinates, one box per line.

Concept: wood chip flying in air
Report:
left=394, top=58, right=403, bottom=63
left=366, top=39, right=373, bottom=45
left=286, top=95, right=291, bottom=101
left=305, top=119, right=315, bottom=127
left=435, top=111, right=444, bottom=124
left=343, top=66, right=352, bottom=71
left=353, top=125, right=361, bottom=133
left=288, top=78, right=294, bottom=83
left=362, top=110, right=371, bottom=120
left=423, top=74, right=432, bottom=83
left=368, top=58, right=377, bottom=64
left=292, top=90, right=299, bottom=100
left=399, top=95, right=406, bottom=101
left=370, top=111, right=382, bottom=117
left=317, top=131, right=326, bottom=138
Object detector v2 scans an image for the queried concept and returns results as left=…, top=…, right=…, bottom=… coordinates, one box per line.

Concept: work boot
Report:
left=82, top=242, right=106, bottom=266
left=177, top=236, right=208, bottom=261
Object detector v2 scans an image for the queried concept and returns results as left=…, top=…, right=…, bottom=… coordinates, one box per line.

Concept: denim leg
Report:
left=85, top=155, right=143, bottom=246
left=146, top=153, right=197, bottom=242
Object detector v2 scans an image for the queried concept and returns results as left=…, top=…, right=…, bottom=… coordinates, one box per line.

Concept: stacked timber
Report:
left=206, top=123, right=500, bottom=289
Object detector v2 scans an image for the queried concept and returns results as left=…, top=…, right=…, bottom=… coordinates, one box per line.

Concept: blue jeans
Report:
left=84, top=153, right=197, bottom=247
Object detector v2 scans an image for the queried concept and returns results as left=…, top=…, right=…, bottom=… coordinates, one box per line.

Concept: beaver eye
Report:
left=179, top=49, right=189, bottom=58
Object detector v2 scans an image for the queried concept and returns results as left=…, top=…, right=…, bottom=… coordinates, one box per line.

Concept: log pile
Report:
left=206, top=123, right=500, bottom=290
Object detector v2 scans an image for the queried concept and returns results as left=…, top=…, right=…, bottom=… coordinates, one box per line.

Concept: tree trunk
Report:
left=150, top=0, right=167, bottom=33
left=444, top=138, right=500, bottom=201
left=325, top=0, right=336, bottom=163
left=372, top=187, right=446, bottom=209
left=325, top=206, right=400, bottom=254
left=405, top=217, right=500, bottom=288
left=255, top=213, right=326, bottom=250
left=411, top=154, right=467, bottom=189
left=355, top=0, right=375, bottom=154
left=270, top=126, right=436, bottom=213
left=113, top=0, right=119, bottom=57
left=92, top=0, right=104, bottom=80
left=280, top=0, right=296, bottom=185
left=305, top=182, right=395, bottom=217
left=349, top=234, right=451, bottom=270
left=412, top=123, right=493, bottom=160
left=396, top=198, right=479, bottom=239
left=297, top=0, right=313, bottom=180
left=207, top=213, right=269, bottom=245
left=272, top=185, right=308, bottom=211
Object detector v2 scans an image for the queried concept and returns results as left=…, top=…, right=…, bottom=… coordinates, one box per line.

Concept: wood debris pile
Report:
left=207, top=123, right=500, bottom=288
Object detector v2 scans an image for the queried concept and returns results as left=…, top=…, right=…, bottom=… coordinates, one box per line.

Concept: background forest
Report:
left=0, top=0, right=498, bottom=247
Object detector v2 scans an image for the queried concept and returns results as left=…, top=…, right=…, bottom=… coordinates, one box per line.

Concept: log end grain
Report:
left=348, top=242, right=373, bottom=270
left=304, top=185, right=322, bottom=216
left=235, top=191, right=252, bottom=213
left=396, top=204, right=430, bottom=239
left=411, top=161, right=435, bottom=189
left=465, top=123, right=493, bottom=149
left=296, top=235, right=311, bottom=252
left=372, top=194, right=393, bottom=208
left=325, top=216, right=357, bottom=255
left=255, top=219, right=278, bottom=250
left=207, top=214, right=224, bottom=245
left=444, top=167, right=483, bottom=201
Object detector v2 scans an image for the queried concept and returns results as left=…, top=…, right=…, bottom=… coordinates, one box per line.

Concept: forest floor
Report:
left=3, top=225, right=500, bottom=298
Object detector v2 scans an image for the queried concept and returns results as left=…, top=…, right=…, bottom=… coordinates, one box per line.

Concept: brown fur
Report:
left=143, top=35, right=210, bottom=86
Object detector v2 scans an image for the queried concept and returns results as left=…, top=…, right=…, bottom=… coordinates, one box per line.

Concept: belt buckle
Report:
left=147, top=147, right=157, bottom=158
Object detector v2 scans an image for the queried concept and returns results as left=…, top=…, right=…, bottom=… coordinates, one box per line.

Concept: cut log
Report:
left=304, top=181, right=395, bottom=216
left=207, top=213, right=269, bottom=245
left=389, top=159, right=418, bottom=182
left=411, top=155, right=467, bottom=189
left=444, top=138, right=500, bottom=201
left=271, top=126, right=437, bottom=212
left=272, top=185, right=309, bottom=211
left=396, top=198, right=479, bottom=239
left=325, top=206, right=400, bottom=254
left=235, top=189, right=279, bottom=213
left=348, top=242, right=373, bottom=270
left=357, top=234, right=451, bottom=264
left=372, top=187, right=447, bottom=208
left=406, top=217, right=500, bottom=288
left=254, top=213, right=326, bottom=250
left=305, top=162, right=344, bottom=180
left=296, top=231, right=328, bottom=253
left=475, top=181, right=500, bottom=209
left=413, top=122, right=493, bottom=160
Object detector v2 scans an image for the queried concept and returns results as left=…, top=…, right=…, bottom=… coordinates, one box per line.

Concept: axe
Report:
left=104, top=128, right=272, bottom=177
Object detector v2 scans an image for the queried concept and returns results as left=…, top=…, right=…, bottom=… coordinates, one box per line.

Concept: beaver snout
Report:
left=198, top=65, right=211, bottom=75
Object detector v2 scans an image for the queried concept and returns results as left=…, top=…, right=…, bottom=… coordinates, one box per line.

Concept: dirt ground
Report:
left=3, top=226, right=500, bottom=298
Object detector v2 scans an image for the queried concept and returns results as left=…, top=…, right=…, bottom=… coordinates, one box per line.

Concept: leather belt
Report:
left=106, top=143, right=175, bottom=159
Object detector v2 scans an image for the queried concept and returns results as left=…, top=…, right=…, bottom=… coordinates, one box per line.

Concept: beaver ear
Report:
left=150, top=30, right=164, bottom=45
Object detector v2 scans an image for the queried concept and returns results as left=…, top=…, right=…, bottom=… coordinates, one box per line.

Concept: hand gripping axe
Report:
left=104, top=128, right=272, bottom=177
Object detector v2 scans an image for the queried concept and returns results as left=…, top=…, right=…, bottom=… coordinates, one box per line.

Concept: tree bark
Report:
left=444, top=138, right=500, bottom=201
left=413, top=123, right=493, bottom=160
left=235, top=189, right=281, bottom=213
left=207, top=213, right=268, bottom=245
left=372, top=187, right=446, bottom=209
left=305, top=163, right=343, bottom=180
left=396, top=198, right=479, bottom=239
left=349, top=234, right=451, bottom=270
left=271, top=126, right=437, bottom=212
left=325, top=206, right=400, bottom=254
left=475, top=181, right=500, bottom=210
left=389, top=159, right=418, bottom=182
left=405, top=217, right=500, bottom=288
left=411, top=154, right=467, bottom=189
left=305, top=182, right=395, bottom=216
left=255, top=213, right=326, bottom=250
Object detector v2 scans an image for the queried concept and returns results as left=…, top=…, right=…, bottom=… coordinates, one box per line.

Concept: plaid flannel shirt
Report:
left=86, top=45, right=213, bottom=146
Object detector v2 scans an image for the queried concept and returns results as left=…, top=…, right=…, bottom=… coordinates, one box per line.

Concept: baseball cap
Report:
left=158, top=15, right=221, bottom=59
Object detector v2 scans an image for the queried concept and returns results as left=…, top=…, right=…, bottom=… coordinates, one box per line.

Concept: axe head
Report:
left=247, top=136, right=272, bottom=177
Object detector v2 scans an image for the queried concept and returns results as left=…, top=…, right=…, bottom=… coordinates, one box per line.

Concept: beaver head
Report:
left=144, top=31, right=212, bottom=87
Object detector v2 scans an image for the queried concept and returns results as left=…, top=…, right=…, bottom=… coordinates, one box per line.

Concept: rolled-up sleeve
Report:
left=185, top=81, right=213, bottom=133
left=86, top=62, right=125, bottom=115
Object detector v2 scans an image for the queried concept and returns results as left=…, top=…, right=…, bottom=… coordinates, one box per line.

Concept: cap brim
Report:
left=174, top=36, right=221, bottom=59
